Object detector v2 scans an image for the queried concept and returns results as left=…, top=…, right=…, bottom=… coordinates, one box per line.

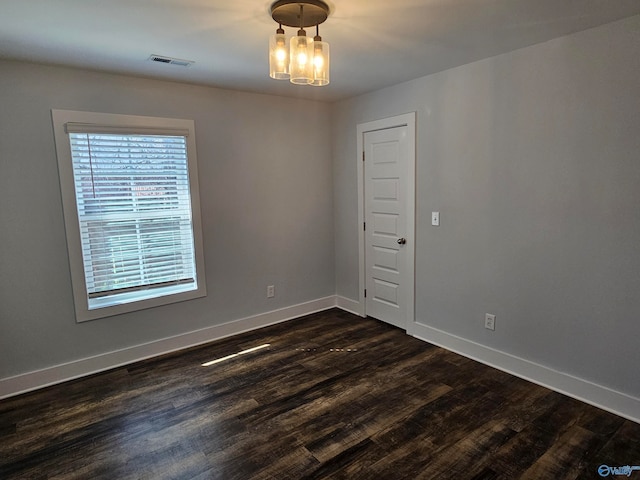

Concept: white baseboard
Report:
left=5, top=299, right=638, bottom=426
left=0, top=296, right=337, bottom=400
left=412, top=321, right=640, bottom=425
left=336, top=296, right=364, bottom=316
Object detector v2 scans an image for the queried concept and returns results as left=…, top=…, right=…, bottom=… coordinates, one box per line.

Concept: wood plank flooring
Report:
left=1, top=308, right=639, bottom=479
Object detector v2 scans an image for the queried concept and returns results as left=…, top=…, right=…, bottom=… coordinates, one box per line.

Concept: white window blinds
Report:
left=68, top=130, right=198, bottom=308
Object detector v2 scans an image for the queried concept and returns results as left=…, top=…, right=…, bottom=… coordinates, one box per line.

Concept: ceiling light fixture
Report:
left=269, top=0, right=330, bottom=86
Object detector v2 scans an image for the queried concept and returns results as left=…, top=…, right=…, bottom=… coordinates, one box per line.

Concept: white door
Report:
left=364, top=125, right=413, bottom=329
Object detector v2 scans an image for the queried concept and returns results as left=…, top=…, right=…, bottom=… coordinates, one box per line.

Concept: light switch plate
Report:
left=432, top=212, right=440, bottom=226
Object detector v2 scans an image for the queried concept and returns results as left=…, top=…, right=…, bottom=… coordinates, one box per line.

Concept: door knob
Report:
left=397, top=238, right=406, bottom=245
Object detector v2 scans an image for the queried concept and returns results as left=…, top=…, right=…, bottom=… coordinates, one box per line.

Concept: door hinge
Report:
left=362, top=151, right=365, bottom=162
left=364, top=289, right=367, bottom=298
left=363, top=222, right=366, bottom=231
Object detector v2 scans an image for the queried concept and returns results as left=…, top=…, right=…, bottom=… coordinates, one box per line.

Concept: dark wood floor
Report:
left=1, top=309, right=639, bottom=479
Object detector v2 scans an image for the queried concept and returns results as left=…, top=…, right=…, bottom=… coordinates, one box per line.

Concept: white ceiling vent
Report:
left=148, top=54, right=194, bottom=67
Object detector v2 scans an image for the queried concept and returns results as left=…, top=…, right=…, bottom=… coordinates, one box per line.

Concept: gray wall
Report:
left=332, top=16, right=640, bottom=398
left=2, top=15, right=639, bottom=404
left=0, top=61, right=334, bottom=378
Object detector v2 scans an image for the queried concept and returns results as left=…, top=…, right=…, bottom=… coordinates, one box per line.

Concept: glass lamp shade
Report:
left=289, top=33, right=314, bottom=85
left=311, top=40, right=330, bottom=86
left=269, top=32, right=290, bottom=79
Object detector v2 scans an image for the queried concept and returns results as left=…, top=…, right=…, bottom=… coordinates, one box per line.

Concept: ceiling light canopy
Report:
left=269, top=0, right=330, bottom=87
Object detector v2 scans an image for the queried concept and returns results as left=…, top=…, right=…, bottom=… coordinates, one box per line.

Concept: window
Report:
left=52, top=110, right=206, bottom=322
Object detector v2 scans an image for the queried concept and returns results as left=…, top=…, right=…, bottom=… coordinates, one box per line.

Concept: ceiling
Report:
left=1, top=0, right=639, bottom=102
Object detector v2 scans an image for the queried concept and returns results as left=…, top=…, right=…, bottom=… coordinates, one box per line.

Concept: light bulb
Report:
left=289, top=31, right=313, bottom=85
left=311, top=37, right=330, bottom=86
left=269, top=28, right=290, bottom=80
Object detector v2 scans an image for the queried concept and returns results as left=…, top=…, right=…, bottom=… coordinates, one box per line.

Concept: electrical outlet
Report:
left=267, top=285, right=275, bottom=298
left=485, top=313, right=496, bottom=331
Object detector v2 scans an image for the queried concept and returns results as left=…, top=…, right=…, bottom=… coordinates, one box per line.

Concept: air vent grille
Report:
left=148, top=55, right=194, bottom=67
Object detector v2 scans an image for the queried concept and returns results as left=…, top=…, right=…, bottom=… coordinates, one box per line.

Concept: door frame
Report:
left=357, top=112, right=416, bottom=333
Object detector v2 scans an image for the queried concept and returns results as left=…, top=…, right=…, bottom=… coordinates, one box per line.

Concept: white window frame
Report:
left=52, top=109, right=207, bottom=322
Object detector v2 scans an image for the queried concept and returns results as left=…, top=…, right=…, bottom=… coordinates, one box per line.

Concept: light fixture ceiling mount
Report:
left=268, top=0, right=331, bottom=87
left=270, top=0, right=329, bottom=28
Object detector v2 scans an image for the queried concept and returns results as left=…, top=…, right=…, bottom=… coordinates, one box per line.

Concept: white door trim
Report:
left=357, top=112, right=416, bottom=333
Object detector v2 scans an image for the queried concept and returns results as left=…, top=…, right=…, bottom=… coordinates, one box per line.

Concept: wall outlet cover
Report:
left=485, top=313, right=496, bottom=331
